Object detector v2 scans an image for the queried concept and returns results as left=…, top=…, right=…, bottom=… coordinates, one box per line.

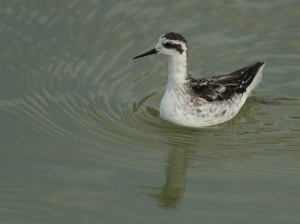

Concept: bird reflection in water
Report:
left=141, top=132, right=195, bottom=209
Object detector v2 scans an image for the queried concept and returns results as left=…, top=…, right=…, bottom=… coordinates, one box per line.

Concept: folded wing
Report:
left=187, top=62, right=265, bottom=102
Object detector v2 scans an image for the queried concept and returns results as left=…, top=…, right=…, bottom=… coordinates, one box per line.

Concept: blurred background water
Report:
left=0, top=0, right=300, bottom=223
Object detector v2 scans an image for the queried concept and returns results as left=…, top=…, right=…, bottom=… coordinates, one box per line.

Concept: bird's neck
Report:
left=167, top=54, right=188, bottom=90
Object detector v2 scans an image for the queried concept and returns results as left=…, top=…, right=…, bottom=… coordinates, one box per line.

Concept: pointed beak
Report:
left=133, top=48, right=158, bottom=60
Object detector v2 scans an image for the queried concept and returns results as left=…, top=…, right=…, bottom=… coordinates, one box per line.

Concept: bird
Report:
left=133, top=32, right=266, bottom=127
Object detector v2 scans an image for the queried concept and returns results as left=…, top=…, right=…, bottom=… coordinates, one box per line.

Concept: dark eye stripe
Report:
left=163, top=42, right=184, bottom=54
left=163, top=42, right=172, bottom=48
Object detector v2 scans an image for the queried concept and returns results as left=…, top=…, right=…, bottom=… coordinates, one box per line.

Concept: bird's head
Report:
left=133, top=32, right=188, bottom=60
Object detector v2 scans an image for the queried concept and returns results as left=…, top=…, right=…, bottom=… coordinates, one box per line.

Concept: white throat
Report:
left=167, top=53, right=188, bottom=90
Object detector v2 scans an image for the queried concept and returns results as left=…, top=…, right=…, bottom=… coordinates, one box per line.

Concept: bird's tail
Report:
left=246, top=61, right=266, bottom=94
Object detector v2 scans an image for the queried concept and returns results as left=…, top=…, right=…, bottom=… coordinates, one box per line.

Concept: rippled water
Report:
left=1, top=0, right=300, bottom=223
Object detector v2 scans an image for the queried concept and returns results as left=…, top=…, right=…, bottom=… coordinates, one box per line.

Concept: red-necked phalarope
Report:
left=133, top=32, right=266, bottom=127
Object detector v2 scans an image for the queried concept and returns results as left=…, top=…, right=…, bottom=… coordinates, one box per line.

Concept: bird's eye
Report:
left=164, top=42, right=172, bottom=47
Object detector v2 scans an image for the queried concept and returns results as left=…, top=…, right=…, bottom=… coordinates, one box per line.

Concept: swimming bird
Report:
left=133, top=32, right=266, bottom=127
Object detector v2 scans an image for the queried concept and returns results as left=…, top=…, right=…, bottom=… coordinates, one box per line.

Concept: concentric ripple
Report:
left=1, top=0, right=300, bottom=221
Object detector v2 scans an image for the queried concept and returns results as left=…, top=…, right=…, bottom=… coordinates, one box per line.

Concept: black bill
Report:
left=133, top=48, right=158, bottom=60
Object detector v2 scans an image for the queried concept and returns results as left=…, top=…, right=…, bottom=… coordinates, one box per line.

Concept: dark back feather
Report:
left=187, top=62, right=265, bottom=102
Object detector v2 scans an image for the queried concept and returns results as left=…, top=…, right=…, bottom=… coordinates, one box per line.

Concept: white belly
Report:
left=160, top=90, right=248, bottom=127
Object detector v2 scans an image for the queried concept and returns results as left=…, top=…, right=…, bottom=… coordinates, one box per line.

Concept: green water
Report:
left=1, top=0, right=300, bottom=223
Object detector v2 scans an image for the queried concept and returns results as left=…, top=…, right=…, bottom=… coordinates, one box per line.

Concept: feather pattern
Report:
left=186, top=62, right=265, bottom=102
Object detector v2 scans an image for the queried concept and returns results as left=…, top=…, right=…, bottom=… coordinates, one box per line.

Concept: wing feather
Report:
left=186, top=62, right=265, bottom=102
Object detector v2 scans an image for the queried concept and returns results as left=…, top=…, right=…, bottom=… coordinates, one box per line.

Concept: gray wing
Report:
left=187, top=62, right=265, bottom=102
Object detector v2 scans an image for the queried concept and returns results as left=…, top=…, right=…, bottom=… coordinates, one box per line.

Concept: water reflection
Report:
left=141, top=132, right=197, bottom=208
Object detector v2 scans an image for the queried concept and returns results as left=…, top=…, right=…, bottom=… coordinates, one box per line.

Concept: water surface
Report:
left=1, top=0, right=300, bottom=223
